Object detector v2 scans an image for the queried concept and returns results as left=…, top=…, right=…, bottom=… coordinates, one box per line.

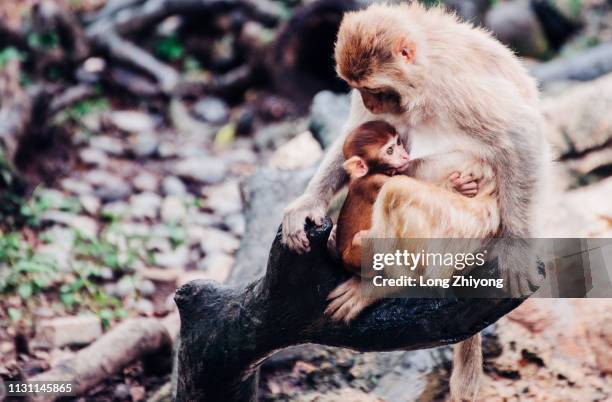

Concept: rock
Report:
left=161, top=176, right=187, bottom=196
left=79, top=195, right=100, bottom=215
left=89, top=135, right=124, bottom=156
left=127, top=131, right=159, bottom=158
left=158, top=140, right=179, bottom=158
left=108, top=110, right=156, bottom=133
left=133, top=172, right=159, bottom=192
left=114, top=276, right=136, bottom=298
left=40, top=211, right=98, bottom=238
left=192, top=212, right=223, bottom=227
left=224, top=147, right=258, bottom=165
left=140, top=267, right=182, bottom=284
left=485, top=0, right=549, bottom=59
left=34, top=316, right=102, bottom=348
left=254, top=119, right=308, bottom=150
left=154, top=246, right=189, bottom=268
left=202, top=180, right=242, bottom=216
left=84, top=170, right=131, bottom=202
left=199, top=228, right=240, bottom=255
left=542, top=73, right=612, bottom=160
left=269, top=131, right=323, bottom=170
left=101, top=201, right=129, bottom=219
left=225, top=213, right=246, bottom=237
left=160, top=196, right=186, bottom=222
left=136, top=299, right=155, bottom=316
left=129, top=192, right=162, bottom=220
left=61, top=178, right=93, bottom=195
left=309, top=90, right=351, bottom=149
left=197, top=253, right=234, bottom=283
left=79, top=147, right=109, bottom=167
left=114, top=384, right=130, bottom=400
left=192, top=97, right=230, bottom=125
left=173, top=157, right=228, bottom=184
left=138, top=280, right=156, bottom=296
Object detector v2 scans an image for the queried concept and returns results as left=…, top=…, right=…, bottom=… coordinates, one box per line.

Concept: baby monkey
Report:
left=333, top=120, right=479, bottom=280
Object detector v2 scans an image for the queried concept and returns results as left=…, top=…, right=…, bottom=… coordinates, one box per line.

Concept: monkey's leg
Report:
left=450, top=334, right=483, bottom=402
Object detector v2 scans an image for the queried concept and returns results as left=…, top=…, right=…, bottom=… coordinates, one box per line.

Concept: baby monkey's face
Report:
left=377, top=135, right=409, bottom=171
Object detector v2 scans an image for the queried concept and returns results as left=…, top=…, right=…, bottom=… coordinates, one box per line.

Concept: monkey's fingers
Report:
left=343, top=298, right=370, bottom=323
left=325, top=289, right=355, bottom=317
left=327, top=279, right=356, bottom=300
left=448, top=172, right=461, bottom=181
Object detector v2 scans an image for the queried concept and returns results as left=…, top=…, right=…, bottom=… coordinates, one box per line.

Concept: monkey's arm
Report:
left=282, top=90, right=372, bottom=252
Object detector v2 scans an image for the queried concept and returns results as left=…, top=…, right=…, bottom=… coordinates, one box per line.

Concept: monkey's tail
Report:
left=449, top=333, right=483, bottom=402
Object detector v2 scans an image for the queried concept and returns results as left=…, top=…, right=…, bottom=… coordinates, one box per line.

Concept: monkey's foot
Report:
left=325, top=276, right=372, bottom=323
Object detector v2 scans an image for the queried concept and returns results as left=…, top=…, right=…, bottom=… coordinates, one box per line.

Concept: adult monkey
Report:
left=282, top=4, right=547, bottom=401
left=282, top=2, right=546, bottom=293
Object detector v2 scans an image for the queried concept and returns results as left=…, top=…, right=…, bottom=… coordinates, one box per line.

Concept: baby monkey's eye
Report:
left=396, top=137, right=401, bottom=146
left=386, top=147, right=393, bottom=155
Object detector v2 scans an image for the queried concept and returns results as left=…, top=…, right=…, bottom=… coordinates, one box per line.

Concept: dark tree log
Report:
left=269, top=0, right=356, bottom=110
left=174, top=218, right=523, bottom=402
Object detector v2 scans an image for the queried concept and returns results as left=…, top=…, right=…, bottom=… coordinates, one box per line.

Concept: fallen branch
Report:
left=29, top=318, right=173, bottom=402
left=174, top=218, right=523, bottom=401
left=0, top=59, right=31, bottom=165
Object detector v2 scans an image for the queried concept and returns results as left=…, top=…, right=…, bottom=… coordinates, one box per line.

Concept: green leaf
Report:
left=8, top=308, right=22, bottom=322
left=17, top=282, right=33, bottom=299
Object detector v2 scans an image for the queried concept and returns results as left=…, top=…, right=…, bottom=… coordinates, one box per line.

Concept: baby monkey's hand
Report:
left=351, top=229, right=370, bottom=247
left=448, top=172, right=479, bottom=198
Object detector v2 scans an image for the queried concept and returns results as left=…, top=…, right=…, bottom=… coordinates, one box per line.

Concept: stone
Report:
left=84, top=170, right=131, bottom=202
left=129, top=192, right=162, bottom=220
left=309, top=90, right=351, bottom=149
left=127, top=131, right=159, bottom=158
left=34, top=316, right=102, bottom=348
left=154, top=246, right=189, bottom=268
left=115, top=276, right=136, bottom=298
left=140, top=267, right=182, bottom=284
left=79, top=147, right=109, bottom=167
left=173, top=157, right=228, bottom=184
left=79, top=195, right=100, bottom=215
left=269, top=131, right=323, bottom=170
left=108, top=110, right=156, bottom=133
left=192, top=97, right=230, bottom=125
left=161, top=176, right=187, bottom=196
left=61, top=178, right=93, bottom=195
left=202, top=180, right=242, bottom=216
left=197, top=253, right=234, bottom=283
left=225, top=213, right=246, bottom=237
left=89, top=135, right=124, bottom=156
left=133, top=172, right=159, bottom=192
left=160, top=196, right=186, bottom=222
left=114, top=384, right=130, bottom=400
left=138, top=280, right=156, bottom=296
left=135, top=299, right=155, bottom=316
left=254, top=119, right=308, bottom=150
left=485, top=0, right=549, bottom=59
left=101, top=201, right=129, bottom=219
left=199, top=228, right=240, bottom=255
left=40, top=211, right=98, bottom=238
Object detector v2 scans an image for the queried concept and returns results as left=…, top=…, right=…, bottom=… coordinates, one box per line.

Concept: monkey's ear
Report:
left=397, top=38, right=416, bottom=63
left=343, top=156, right=368, bottom=178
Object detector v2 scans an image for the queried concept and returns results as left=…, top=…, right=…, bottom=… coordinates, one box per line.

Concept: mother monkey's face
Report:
left=334, top=7, right=424, bottom=115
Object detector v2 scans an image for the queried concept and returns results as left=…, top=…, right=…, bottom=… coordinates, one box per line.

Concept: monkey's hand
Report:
left=449, top=171, right=479, bottom=198
left=325, top=276, right=373, bottom=323
left=282, top=194, right=327, bottom=253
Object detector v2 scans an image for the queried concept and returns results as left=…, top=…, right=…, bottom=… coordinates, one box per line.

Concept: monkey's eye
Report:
left=396, top=137, right=401, bottom=146
left=386, top=147, right=393, bottom=155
